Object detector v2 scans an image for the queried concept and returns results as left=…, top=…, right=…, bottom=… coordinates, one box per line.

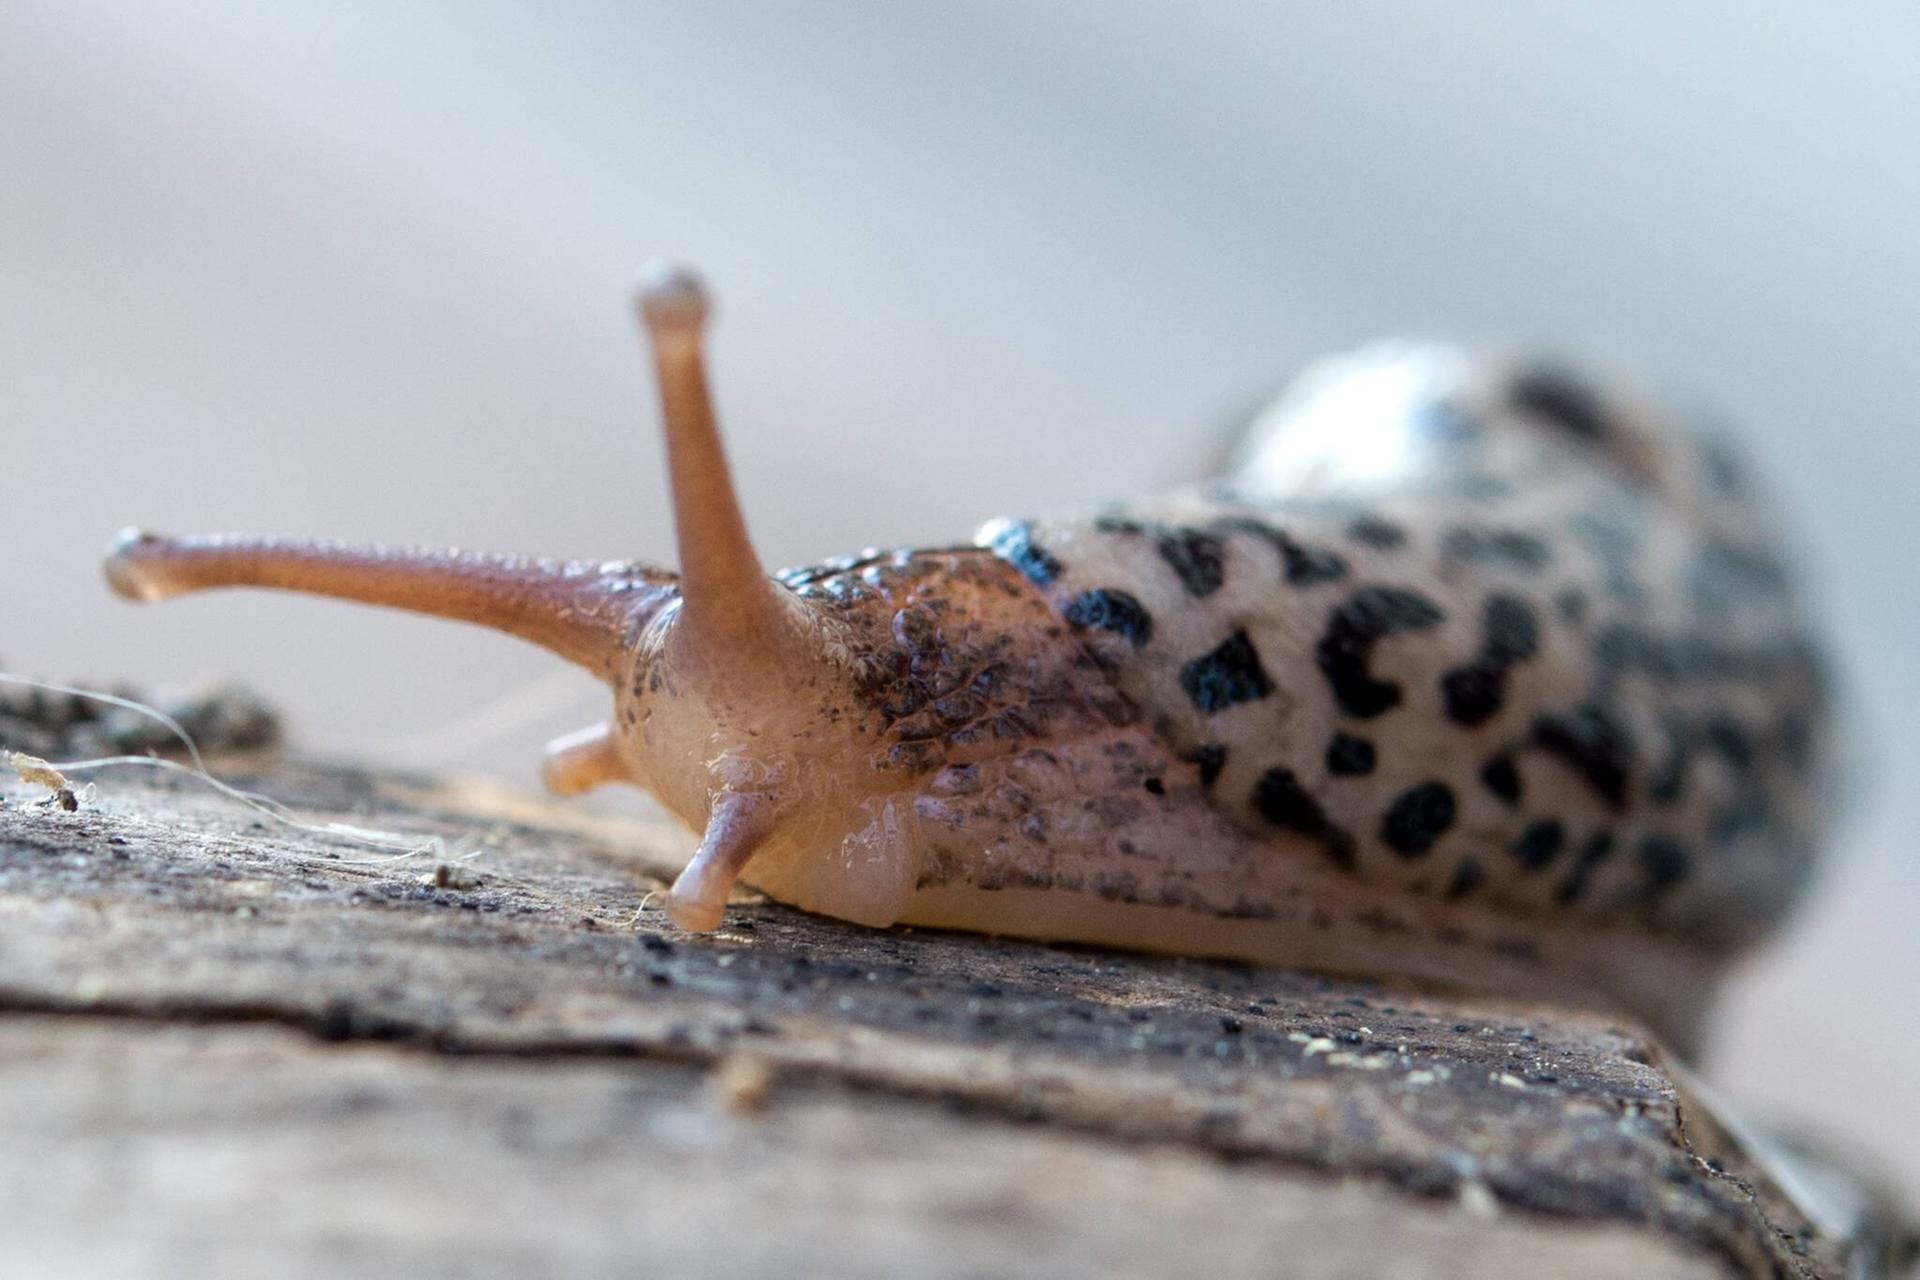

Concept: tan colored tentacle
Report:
left=540, top=722, right=631, bottom=795
left=104, top=529, right=670, bottom=678
left=633, top=263, right=804, bottom=667
left=666, top=790, right=780, bottom=932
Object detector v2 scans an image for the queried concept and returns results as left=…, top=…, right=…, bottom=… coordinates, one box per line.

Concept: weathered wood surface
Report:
left=0, top=754, right=1910, bottom=1279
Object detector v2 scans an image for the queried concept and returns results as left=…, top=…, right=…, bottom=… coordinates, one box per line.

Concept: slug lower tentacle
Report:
left=103, top=264, right=1834, bottom=1051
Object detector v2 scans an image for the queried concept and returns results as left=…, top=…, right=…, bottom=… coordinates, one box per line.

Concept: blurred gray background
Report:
left=4, top=3, right=1915, bottom=1186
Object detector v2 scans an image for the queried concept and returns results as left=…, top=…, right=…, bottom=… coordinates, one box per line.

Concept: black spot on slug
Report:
left=1637, top=836, right=1691, bottom=901
left=1155, top=527, right=1228, bottom=597
left=1711, top=792, right=1772, bottom=848
left=1180, top=630, right=1275, bottom=713
left=1325, top=733, right=1376, bottom=777
left=1347, top=516, right=1407, bottom=550
left=1592, top=623, right=1805, bottom=687
left=1253, top=766, right=1356, bottom=871
left=1591, top=624, right=1654, bottom=677
left=1647, top=716, right=1691, bottom=804
left=1253, top=767, right=1326, bottom=834
left=1213, top=517, right=1348, bottom=586
left=1702, top=715, right=1756, bottom=772
left=1380, top=781, right=1456, bottom=859
left=1315, top=586, right=1446, bottom=719
left=1445, top=857, right=1486, bottom=901
left=1510, top=364, right=1610, bottom=441
left=1280, top=539, right=1349, bottom=586
left=1512, top=819, right=1564, bottom=871
left=1552, top=830, right=1616, bottom=907
left=1531, top=703, right=1634, bottom=810
left=1479, top=753, right=1522, bottom=805
left=1063, top=588, right=1155, bottom=648
left=1687, top=539, right=1789, bottom=614
left=1484, top=594, right=1540, bottom=663
left=989, top=520, right=1061, bottom=586
left=1440, top=665, right=1505, bottom=727
left=1555, top=588, right=1588, bottom=625
left=1440, top=527, right=1551, bottom=573
left=1440, top=594, right=1539, bottom=727
left=1183, top=744, right=1228, bottom=788
left=1777, top=713, right=1814, bottom=772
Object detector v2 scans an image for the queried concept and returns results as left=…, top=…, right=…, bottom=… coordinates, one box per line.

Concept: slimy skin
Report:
left=103, top=265, right=1833, bottom=1051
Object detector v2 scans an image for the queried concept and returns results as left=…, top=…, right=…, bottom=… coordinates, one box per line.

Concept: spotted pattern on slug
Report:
left=977, top=344, right=1831, bottom=951
left=104, top=273, right=1838, bottom=1048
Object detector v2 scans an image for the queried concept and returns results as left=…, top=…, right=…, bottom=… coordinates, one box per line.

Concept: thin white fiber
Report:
left=0, top=673, right=472, bottom=866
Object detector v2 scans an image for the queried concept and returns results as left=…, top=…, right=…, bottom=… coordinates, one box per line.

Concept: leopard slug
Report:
left=103, top=264, right=1833, bottom=1049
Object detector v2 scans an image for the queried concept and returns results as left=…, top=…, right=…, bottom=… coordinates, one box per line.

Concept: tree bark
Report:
left=0, top=753, right=1909, bottom=1279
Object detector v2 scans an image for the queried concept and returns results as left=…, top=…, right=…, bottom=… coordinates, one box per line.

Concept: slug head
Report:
left=603, top=264, right=938, bottom=931
left=104, top=263, right=934, bottom=934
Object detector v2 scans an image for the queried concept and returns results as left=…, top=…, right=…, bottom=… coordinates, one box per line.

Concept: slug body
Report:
left=105, top=267, right=1832, bottom=1048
